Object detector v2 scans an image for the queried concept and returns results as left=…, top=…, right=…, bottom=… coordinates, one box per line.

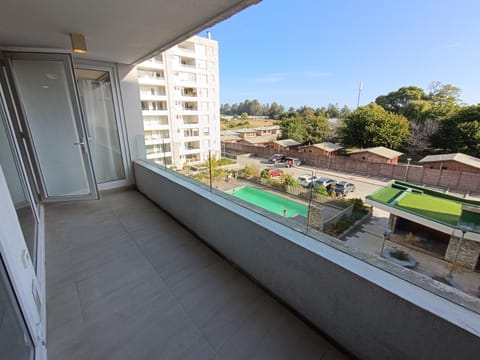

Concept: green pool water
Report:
left=227, top=186, right=308, bottom=218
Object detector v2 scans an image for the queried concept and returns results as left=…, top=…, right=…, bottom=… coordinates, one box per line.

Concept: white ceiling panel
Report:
left=0, top=0, right=260, bottom=64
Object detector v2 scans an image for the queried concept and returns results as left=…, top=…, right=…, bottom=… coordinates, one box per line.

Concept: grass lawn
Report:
left=396, top=193, right=462, bottom=226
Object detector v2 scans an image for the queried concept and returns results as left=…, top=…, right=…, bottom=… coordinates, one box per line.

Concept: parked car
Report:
left=267, top=167, right=284, bottom=176
left=268, top=154, right=286, bottom=163
left=335, top=181, right=355, bottom=196
left=297, top=174, right=317, bottom=187
left=285, top=157, right=304, bottom=167
left=313, top=177, right=337, bottom=190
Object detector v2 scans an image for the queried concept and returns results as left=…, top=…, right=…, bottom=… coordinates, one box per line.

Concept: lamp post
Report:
left=404, top=157, right=412, bottom=181
left=449, top=225, right=471, bottom=277
left=381, top=227, right=391, bottom=257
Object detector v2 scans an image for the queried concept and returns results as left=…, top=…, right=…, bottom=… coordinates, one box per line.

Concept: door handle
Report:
left=73, top=141, right=85, bottom=146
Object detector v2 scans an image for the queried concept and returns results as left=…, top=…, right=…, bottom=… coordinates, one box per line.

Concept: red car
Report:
left=268, top=167, right=283, bottom=176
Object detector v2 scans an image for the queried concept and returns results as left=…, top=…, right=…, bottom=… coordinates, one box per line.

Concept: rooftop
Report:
left=419, top=153, right=480, bottom=169
left=241, top=135, right=277, bottom=144
left=306, top=142, right=343, bottom=152
left=348, top=146, right=403, bottom=159
left=45, top=190, right=346, bottom=359
left=367, top=181, right=480, bottom=233
left=273, top=139, right=301, bottom=147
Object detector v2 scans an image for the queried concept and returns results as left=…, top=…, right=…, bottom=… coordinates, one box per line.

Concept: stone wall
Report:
left=445, top=236, right=480, bottom=269
left=307, top=204, right=324, bottom=231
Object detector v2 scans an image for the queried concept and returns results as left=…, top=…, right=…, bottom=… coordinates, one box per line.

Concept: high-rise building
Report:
left=137, top=34, right=220, bottom=168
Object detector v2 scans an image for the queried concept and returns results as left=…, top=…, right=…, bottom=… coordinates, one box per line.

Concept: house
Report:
left=419, top=153, right=480, bottom=174
left=367, top=181, right=480, bottom=270
left=236, top=128, right=258, bottom=139
left=300, top=142, right=343, bottom=157
left=254, top=125, right=281, bottom=137
left=220, top=130, right=241, bottom=143
left=348, top=146, right=403, bottom=164
left=272, top=138, right=301, bottom=151
left=239, top=134, right=277, bottom=147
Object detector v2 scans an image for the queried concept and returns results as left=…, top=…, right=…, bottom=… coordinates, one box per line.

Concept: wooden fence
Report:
left=224, top=142, right=480, bottom=193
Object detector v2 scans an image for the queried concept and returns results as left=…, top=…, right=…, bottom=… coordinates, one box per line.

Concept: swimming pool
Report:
left=227, top=186, right=308, bottom=218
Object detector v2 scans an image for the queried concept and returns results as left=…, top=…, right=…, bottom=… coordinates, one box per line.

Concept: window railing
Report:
left=137, top=147, right=480, bottom=315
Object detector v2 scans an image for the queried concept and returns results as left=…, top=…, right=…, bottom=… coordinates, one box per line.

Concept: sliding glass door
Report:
left=3, top=52, right=98, bottom=201
left=75, top=68, right=126, bottom=183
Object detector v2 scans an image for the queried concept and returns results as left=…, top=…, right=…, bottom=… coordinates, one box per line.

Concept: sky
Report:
left=202, top=0, right=480, bottom=110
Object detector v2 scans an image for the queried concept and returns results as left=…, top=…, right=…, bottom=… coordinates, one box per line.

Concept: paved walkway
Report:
left=344, top=215, right=480, bottom=297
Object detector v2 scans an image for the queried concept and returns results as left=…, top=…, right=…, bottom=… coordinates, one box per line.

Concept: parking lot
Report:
left=236, top=155, right=389, bottom=204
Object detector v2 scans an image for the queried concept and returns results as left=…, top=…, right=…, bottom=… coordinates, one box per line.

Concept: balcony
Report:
left=45, top=189, right=346, bottom=359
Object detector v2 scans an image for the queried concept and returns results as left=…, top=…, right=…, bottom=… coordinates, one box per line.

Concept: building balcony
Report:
left=138, top=60, right=165, bottom=69
left=142, top=110, right=169, bottom=116
left=146, top=152, right=172, bottom=160
left=143, top=123, right=169, bottom=131
left=138, top=77, right=166, bottom=86
left=145, top=138, right=169, bottom=146
left=45, top=188, right=347, bottom=360
left=139, top=93, right=168, bottom=101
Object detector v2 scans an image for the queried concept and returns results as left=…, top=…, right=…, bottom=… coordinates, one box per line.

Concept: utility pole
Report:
left=356, top=82, right=363, bottom=109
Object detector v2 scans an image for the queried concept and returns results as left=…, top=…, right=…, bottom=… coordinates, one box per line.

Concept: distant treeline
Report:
left=220, top=99, right=351, bottom=120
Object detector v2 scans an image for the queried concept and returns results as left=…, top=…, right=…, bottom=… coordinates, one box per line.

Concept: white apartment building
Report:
left=137, top=35, right=221, bottom=168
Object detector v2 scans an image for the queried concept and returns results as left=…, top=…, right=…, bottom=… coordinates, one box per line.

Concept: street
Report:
left=236, top=155, right=389, bottom=204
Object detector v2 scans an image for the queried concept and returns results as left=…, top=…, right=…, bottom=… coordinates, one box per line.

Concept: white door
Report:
left=3, top=52, right=98, bottom=201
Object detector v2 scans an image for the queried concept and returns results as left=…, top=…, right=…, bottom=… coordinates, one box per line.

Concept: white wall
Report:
left=116, top=64, right=146, bottom=181
left=134, top=160, right=480, bottom=360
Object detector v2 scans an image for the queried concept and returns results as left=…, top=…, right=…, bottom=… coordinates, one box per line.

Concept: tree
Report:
left=375, top=86, right=426, bottom=114
left=304, top=116, right=330, bottom=144
left=279, top=107, right=330, bottom=144
left=339, top=105, right=352, bottom=119
left=407, top=119, right=439, bottom=155
left=338, top=103, right=409, bottom=149
left=280, top=116, right=307, bottom=143
left=326, top=103, right=340, bottom=118
left=269, top=102, right=284, bottom=119
left=432, top=105, right=480, bottom=156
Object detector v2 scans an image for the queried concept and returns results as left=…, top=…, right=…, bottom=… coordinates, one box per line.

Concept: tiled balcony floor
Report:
left=45, top=189, right=349, bottom=360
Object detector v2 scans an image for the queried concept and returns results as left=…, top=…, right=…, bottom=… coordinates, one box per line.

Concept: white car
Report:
left=297, top=174, right=317, bottom=188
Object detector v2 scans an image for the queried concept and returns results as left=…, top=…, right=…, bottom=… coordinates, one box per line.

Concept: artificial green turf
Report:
left=396, top=193, right=462, bottom=226
left=369, top=187, right=402, bottom=203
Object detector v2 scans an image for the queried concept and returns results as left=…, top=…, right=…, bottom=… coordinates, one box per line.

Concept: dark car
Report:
left=285, top=157, right=304, bottom=167
left=268, top=154, right=286, bottom=164
left=335, top=181, right=355, bottom=196
left=313, top=177, right=337, bottom=190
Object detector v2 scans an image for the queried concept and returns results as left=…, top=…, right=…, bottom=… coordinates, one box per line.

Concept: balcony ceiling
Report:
left=0, top=0, right=260, bottom=64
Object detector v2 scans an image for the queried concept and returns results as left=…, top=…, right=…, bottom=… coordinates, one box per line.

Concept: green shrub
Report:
left=325, top=215, right=353, bottom=236
left=260, top=169, right=272, bottom=180
left=280, top=174, right=297, bottom=186
left=350, top=198, right=368, bottom=212
left=390, top=249, right=410, bottom=261
left=313, top=185, right=328, bottom=196
left=217, top=157, right=235, bottom=166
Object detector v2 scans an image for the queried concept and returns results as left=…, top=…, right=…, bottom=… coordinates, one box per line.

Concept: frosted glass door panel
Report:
left=10, top=59, right=94, bottom=197
left=0, top=115, right=37, bottom=268
left=0, top=261, right=35, bottom=360
left=77, top=74, right=125, bottom=183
